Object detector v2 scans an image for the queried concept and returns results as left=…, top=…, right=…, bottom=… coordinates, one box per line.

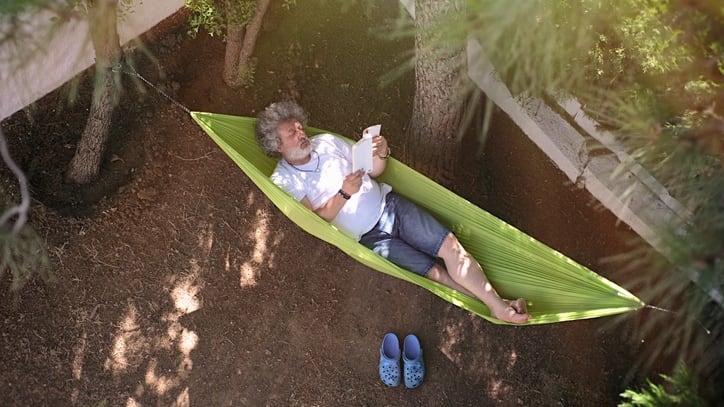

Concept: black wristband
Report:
left=337, top=189, right=351, bottom=200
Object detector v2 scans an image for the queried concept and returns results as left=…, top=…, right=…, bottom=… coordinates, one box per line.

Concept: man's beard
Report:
left=287, top=142, right=313, bottom=162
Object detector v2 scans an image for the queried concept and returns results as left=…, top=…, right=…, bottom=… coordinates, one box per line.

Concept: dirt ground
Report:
left=0, top=2, right=685, bottom=406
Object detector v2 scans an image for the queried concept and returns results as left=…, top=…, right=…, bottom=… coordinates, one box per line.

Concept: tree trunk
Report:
left=408, top=0, right=466, bottom=185
left=66, top=0, right=122, bottom=184
left=223, top=0, right=272, bottom=89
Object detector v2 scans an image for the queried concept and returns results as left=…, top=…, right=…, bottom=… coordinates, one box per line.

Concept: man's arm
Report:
left=303, top=192, right=348, bottom=222
left=301, top=170, right=364, bottom=222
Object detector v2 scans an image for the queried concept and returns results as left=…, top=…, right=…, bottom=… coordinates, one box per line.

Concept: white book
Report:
left=352, top=124, right=381, bottom=173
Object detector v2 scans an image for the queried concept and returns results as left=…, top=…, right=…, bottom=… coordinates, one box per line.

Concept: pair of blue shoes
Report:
left=379, top=333, right=425, bottom=388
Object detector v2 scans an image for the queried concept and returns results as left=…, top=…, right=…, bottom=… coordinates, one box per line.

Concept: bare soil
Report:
left=1, top=2, right=677, bottom=406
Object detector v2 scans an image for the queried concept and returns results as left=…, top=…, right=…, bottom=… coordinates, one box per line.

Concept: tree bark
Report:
left=223, top=0, right=272, bottom=89
left=66, top=0, right=122, bottom=184
left=408, top=0, right=466, bottom=185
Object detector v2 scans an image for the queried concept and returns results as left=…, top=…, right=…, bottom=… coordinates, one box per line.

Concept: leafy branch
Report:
left=0, top=128, right=29, bottom=235
left=0, top=128, right=52, bottom=292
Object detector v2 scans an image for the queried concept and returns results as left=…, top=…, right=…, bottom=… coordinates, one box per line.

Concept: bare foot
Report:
left=510, top=298, right=528, bottom=315
left=492, top=298, right=530, bottom=324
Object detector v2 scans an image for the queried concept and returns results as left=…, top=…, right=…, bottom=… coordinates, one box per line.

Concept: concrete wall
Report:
left=0, top=0, right=185, bottom=121
left=465, top=40, right=686, bottom=256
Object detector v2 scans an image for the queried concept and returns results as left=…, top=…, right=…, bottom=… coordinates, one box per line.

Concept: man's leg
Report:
left=426, top=264, right=475, bottom=297
left=436, top=233, right=530, bottom=324
left=428, top=266, right=528, bottom=315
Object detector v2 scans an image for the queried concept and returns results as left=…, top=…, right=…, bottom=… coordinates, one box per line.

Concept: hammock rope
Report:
left=113, top=63, right=191, bottom=114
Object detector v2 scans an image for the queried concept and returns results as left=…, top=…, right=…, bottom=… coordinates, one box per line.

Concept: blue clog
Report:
left=403, top=334, right=425, bottom=389
left=378, top=333, right=401, bottom=387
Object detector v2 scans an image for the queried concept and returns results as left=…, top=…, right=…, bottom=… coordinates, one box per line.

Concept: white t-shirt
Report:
left=271, top=133, right=391, bottom=240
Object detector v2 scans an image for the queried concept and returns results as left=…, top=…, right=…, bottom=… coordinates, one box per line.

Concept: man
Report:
left=256, top=101, right=529, bottom=323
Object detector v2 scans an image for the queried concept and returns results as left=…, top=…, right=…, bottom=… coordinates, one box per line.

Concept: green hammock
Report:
left=191, top=111, right=645, bottom=325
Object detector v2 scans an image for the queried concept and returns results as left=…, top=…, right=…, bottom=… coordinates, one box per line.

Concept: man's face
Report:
left=277, top=119, right=312, bottom=162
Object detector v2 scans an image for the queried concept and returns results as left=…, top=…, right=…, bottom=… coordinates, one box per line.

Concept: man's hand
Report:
left=369, top=135, right=389, bottom=178
left=372, top=135, right=389, bottom=158
left=342, top=170, right=364, bottom=195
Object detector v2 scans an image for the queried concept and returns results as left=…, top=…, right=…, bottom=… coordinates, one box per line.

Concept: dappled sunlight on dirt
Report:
left=238, top=262, right=258, bottom=288
left=145, top=357, right=182, bottom=395
left=238, top=209, right=271, bottom=287
left=489, top=376, right=514, bottom=402
left=104, top=304, right=143, bottom=375
left=438, top=317, right=467, bottom=367
left=434, top=305, right=537, bottom=402
left=72, top=331, right=87, bottom=380
left=250, top=209, right=269, bottom=264
left=171, top=273, right=203, bottom=315
left=488, top=348, right=520, bottom=399
left=99, top=279, right=201, bottom=404
left=71, top=331, right=88, bottom=403
left=98, top=223, right=211, bottom=404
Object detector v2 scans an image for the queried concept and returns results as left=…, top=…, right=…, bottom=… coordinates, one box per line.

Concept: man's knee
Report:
left=438, top=232, right=463, bottom=257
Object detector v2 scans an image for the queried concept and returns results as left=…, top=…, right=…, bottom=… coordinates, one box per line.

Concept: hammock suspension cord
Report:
left=112, top=62, right=191, bottom=114
left=644, top=304, right=711, bottom=334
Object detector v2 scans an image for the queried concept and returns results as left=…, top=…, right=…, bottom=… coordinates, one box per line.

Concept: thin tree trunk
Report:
left=223, top=0, right=272, bottom=89
left=409, top=0, right=466, bottom=185
left=66, top=0, right=122, bottom=184
left=223, top=12, right=245, bottom=87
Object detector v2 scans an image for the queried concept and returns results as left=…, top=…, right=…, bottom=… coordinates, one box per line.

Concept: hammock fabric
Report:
left=191, top=111, right=645, bottom=325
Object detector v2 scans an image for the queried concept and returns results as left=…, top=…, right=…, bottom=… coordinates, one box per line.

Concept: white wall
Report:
left=0, top=0, right=185, bottom=121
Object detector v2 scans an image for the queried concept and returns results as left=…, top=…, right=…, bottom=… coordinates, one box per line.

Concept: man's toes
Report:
left=512, top=298, right=528, bottom=315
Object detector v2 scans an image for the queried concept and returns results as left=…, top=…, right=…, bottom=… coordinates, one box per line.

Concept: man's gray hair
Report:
left=255, top=100, right=309, bottom=158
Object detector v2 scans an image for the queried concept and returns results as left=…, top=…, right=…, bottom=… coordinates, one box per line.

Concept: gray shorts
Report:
left=359, top=192, right=450, bottom=275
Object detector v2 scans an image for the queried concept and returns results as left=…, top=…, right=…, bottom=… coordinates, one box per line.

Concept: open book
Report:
left=352, top=124, right=381, bottom=173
